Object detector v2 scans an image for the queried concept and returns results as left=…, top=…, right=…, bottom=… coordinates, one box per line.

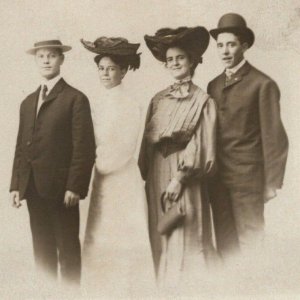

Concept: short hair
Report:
left=234, top=33, right=249, bottom=46
left=217, top=30, right=249, bottom=47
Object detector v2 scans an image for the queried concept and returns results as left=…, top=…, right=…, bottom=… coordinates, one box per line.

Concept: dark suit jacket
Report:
left=10, top=78, right=95, bottom=200
left=207, top=62, right=288, bottom=191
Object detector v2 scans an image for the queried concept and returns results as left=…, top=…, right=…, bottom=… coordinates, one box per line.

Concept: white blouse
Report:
left=91, top=84, right=141, bottom=175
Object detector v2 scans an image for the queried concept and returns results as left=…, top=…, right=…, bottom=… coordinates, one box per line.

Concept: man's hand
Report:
left=264, top=186, right=277, bottom=203
left=10, top=191, right=22, bottom=208
left=64, top=190, right=80, bottom=207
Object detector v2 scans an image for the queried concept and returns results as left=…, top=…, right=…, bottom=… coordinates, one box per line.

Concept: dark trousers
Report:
left=208, top=178, right=264, bottom=259
left=25, top=175, right=81, bottom=284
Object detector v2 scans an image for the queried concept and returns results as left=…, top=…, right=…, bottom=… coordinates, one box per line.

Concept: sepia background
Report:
left=0, top=0, right=299, bottom=299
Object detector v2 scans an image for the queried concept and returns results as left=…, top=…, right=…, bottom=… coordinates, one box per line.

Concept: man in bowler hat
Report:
left=9, top=40, right=95, bottom=283
left=207, top=13, right=288, bottom=257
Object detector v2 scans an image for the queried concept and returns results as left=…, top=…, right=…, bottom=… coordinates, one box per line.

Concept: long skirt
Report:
left=146, top=150, right=216, bottom=287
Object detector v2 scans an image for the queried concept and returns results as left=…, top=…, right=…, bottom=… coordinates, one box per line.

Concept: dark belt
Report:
left=156, top=139, right=187, bottom=158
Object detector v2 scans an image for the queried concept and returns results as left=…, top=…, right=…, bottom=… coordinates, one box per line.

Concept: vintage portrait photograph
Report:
left=0, top=0, right=299, bottom=299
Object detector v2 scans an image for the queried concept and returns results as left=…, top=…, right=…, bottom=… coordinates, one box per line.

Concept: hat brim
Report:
left=145, top=26, right=210, bottom=62
left=81, top=38, right=140, bottom=56
left=210, top=27, right=255, bottom=48
left=26, top=45, right=72, bottom=55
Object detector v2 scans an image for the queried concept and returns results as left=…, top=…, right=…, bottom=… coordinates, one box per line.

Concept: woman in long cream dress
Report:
left=139, top=27, right=217, bottom=287
left=80, top=37, right=154, bottom=295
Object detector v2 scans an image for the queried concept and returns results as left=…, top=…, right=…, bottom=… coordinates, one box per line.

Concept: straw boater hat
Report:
left=26, top=40, right=72, bottom=55
left=80, top=37, right=141, bottom=70
left=144, top=26, right=210, bottom=63
left=210, top=13, right=255, bottom=48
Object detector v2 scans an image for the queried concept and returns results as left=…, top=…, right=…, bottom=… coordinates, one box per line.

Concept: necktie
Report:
left=225, top=69, right=235, bottom=79
left=225, top=69, right=235, bottom=86
left=41, top=85, right=48, bottom=101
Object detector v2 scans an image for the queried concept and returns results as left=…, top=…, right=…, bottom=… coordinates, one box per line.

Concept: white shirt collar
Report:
left=100, top=83, right=124, bottom=99
left=226, top=59, right=246, bottom=74
left=107, top=83, right=123, bottom=94
left=41, top=75, right=62, bottom=94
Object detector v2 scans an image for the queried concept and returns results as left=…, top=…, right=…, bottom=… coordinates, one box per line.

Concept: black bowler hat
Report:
left=144, top=26, right=210, bottom=63
left=26, top=40, right=72, bottom=55
left=210, top=13, right=255, bottom=48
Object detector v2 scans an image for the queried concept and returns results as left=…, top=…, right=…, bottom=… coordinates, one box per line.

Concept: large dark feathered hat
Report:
left=210, top=13, right=255, bottom=48
left=144, top=26, right=210, bottom=63
left=80, top=37, right=141, bottom=70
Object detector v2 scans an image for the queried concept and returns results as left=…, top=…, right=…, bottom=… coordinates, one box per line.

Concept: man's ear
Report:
left=242, top=42, right=249, bottom=53
left=60, top=54, right=65, bottom=65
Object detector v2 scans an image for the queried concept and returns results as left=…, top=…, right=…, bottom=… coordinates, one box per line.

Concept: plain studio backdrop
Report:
left=0, top=1, right=299, bottom=299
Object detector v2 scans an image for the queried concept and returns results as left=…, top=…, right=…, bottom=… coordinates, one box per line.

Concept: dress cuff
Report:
left=175, top=170, right=187, bottom=184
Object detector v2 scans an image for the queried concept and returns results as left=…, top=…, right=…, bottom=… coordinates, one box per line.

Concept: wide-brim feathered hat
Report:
left=80, top=37, right=141, bottom=70
left=210, top=13, right=255, bottom=48
left=144, top=26, right=210, bottom=63
left=26, top=40, right=72, bottom=55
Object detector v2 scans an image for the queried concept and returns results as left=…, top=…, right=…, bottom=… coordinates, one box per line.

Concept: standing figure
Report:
left=207, top=13, right=288, bottom=258
left=10, top=40, right=95, bottom=284
left=80, top=37, right=154, bottom=294
left=139, top=27, right=217, bottom=286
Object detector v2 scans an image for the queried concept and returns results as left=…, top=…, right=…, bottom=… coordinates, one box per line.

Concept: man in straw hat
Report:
left=9, top=39, right=95, bottom=283
left=207, top=13, right=288, bottom=258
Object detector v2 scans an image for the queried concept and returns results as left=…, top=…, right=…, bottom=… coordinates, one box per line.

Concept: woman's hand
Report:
left=164, top=178, right=183, bottom=202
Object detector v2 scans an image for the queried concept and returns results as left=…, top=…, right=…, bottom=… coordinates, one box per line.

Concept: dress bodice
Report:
left=90, top=84, right=141, bottom=175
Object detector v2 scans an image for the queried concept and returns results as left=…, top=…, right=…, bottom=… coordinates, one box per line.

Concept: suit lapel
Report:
left=26, top=87, right=40, bottom=129
left=223, top=62, right=251, bottom=89
left=44, top=78, right=66, bottom=102
left=35, top=78, right=66, bottom=120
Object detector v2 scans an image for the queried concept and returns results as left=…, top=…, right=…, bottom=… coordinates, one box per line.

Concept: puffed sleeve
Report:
left=95, top=104, right=141, bottom=175
left=175, top=97, right=217, bottom=183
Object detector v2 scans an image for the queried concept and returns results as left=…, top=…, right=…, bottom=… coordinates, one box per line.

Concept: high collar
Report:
left=225, top=59, right=246, bottom=75
left=174, top=75, right=192, bottom=84
left=92, top=83, right=125, bottom=110
left=165, top=76, right=193, bottom=99
left=100, top=83, right=125, bottom=101
left=105, top=83, right=123, bottom=95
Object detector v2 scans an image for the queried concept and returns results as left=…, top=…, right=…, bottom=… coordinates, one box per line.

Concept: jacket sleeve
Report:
left=10, top=103, right=24, bottom=192
left=207, top=81, right=212, bottom=95
left=259, top=80, right=288, bottom=189
left=66, top=94, right=95, bottom=198
left=175, top=97, right=217, bottom=183
left=138, top=100, right=154, bottom=181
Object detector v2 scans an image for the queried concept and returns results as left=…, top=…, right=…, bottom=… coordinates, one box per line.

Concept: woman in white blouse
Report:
left=80, top=37, right=154, bottom=295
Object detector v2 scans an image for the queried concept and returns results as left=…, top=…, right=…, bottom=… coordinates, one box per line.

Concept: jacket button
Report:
left=27, top=158, right=31, bottom=163
left=26, top=141, right=32, bottom=146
